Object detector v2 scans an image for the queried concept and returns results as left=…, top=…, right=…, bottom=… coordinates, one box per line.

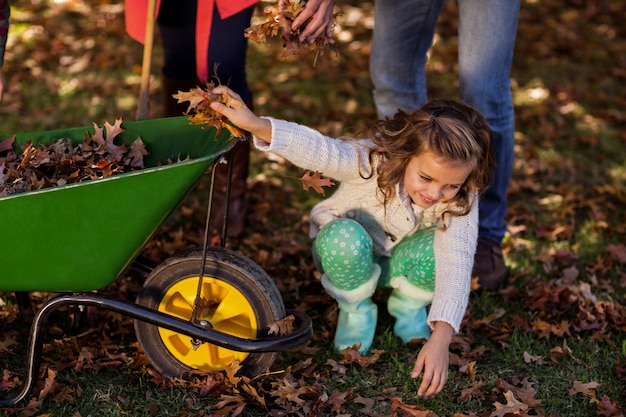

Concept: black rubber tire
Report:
left=134, top=246, right=285, bottom=378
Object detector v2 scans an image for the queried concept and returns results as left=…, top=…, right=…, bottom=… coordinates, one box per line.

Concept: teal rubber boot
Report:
left=321, top=264, right=381, bottom=354
left=387, top=289, right=431, bottom=343
left=334, top=297, right=378, bottom=354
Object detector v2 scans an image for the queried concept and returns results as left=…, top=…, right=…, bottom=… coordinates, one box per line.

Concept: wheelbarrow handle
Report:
left=0, top=292, right=312, bottom=406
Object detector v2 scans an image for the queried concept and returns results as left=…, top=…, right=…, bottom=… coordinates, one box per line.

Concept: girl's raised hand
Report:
left=210, top=86, right=272, bottom=143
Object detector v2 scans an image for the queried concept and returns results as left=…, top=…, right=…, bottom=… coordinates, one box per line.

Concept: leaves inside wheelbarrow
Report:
left=0, top=119, right=148, bottom=196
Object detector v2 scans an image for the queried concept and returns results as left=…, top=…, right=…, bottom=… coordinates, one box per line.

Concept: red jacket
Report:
left=125, top=0, right=257, bottom=81
left=0, top=0, right=9, bottom=67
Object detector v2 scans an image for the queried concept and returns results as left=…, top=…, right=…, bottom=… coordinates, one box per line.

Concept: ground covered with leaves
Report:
left=0, top=0, right=625, bottom=416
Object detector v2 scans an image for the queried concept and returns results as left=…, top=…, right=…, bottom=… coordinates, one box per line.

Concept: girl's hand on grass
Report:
left=411, top=321, right=454, bottom=399
left=210, top=86, right=272, bottom=143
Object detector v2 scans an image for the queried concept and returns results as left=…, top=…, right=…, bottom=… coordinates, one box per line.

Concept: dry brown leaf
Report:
left=457, top=380, right=487, bottom=402
left=241, top=382, right=267, bottom=408
left=460, top=360, right=477, bottom=381
left=353, top=395, right=376, bottom=415
left=0, top=334, right=17, bottom=352
left=37, top=367, right=58, bottom=402
left=327, top=387, right=353, bottom=413
left=569, top=380, right=600, bottom=396
left=223, top=360, right=243, bottom=385
left=268, top=314, right=295, bottom=336
left=338, top=347, right=383, bottom=367
left=523, top=351, right=547, bottom=365
left=299, top=170, right=335, bottom=195
left=390, top=397, right=437, bottom=417
left=608, top=243, right=626, bottom=264
left=490, top=390, right=528, bottom=417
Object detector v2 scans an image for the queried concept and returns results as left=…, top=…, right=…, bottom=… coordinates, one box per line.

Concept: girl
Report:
left=210, top=86, right=495, bottom=399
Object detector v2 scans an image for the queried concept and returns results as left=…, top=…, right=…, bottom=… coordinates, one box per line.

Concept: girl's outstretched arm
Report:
left=412, top=321, right=454, bottom=399
left=210, top=86, right=272, bottom=143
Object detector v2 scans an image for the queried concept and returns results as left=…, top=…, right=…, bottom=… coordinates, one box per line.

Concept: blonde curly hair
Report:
left=360, top=97, right=496, bottom=224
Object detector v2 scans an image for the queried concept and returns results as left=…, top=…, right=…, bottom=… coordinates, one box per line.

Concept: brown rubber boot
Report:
left=162, top=73, right=249, bottom=239
left=472, top=237, right=508, bottom=291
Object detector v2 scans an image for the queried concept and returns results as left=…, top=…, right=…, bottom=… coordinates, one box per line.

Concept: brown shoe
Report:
left=472, top=238, right=508, bottom=291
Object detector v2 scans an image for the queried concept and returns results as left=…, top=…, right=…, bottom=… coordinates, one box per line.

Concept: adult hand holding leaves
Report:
left=279, top=0, right=335, bottom=43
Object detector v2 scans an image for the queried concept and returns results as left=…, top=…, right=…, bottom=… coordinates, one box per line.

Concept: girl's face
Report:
left=403, top=152, right=474, bottom=209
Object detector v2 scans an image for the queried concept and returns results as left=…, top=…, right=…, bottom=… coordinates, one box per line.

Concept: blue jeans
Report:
left=370, top=0, right=520, bottom=244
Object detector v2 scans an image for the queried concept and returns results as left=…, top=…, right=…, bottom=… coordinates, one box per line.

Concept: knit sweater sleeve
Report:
left=427, top=199, right=478, bottom=333
left=252, top=117, right=371, bottom=182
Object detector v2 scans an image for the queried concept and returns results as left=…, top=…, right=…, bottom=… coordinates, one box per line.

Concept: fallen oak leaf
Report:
left=531, top=319, right=553, bottom=339
left=299, top=170, right=335, bottom=195
left=327, top=387, right=353, bottom=413
left=37, top=367, right=59, bottom=402
left=0, top=334, right=18, bottom=352
left=338, top=347, right=383, bottom=367
left=607, top=243, right=626, bottom=264
left=390, top=397, right=437, bottom=417
left=353, top=395, right=376, bottom=415
left=211, top=394, right=247, bottom=416
left=523, top=351, right=547, bottom=365
left=457, top=380, right=487, bottom=402
left=494, top=377, right=542, bottom=408
left=595, top=394, right=626, bottom=417
left=241, top=382, right=267, bottom=408
left=458, top=360, right=477, bottom=381
left=269, top=371, right=317, bottom=406
left=326, top=358, right=347, bottom=375
left=550, top=339, right=583, bottom=364
left=0, top=135, right=14, bottom=153
left=0, top=369, right=16, bottom=391
left=223, top=360, right=242, bottom=385
left=490, top=390, right=528, bottom=417
left=268, top=314, right=295, bottom=336
left=568, top=380, right=600, bottom=396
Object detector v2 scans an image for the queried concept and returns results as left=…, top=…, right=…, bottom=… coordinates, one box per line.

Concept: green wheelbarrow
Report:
left=0, top=117, right=312, bottom=406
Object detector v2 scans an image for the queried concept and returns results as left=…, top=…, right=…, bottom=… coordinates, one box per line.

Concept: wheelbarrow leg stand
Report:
left=15, top=292, right=34, bottom=323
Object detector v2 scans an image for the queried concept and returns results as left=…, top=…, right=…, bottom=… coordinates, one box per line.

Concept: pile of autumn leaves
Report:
left=0, top=119, right=147, bottom=197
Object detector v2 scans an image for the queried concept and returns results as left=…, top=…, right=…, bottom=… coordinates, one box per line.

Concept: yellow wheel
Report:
left=157, top=276, right=256, bottom=371
left=135, top=247, right=285, bottom=378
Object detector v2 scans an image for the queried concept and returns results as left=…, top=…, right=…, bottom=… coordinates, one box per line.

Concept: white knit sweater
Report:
left=253, top=118, right=478, bottom=332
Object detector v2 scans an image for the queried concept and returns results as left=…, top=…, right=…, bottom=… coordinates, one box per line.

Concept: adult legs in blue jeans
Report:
left=370, top=0, right=520, bottom=290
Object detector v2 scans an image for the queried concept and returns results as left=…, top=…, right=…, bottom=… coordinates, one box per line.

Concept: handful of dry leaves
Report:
left=244, top=0, right=335, bottom=63
left=0, top=119, right=147, bottom=197
left=172, top=81, right=247, bottom=141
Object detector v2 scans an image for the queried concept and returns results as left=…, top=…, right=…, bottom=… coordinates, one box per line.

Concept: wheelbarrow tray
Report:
left=0, top=117, right=234, bottom=292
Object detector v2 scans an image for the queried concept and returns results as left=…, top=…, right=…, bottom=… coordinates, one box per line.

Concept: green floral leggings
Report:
left=312, top=218, right=436, bottom=292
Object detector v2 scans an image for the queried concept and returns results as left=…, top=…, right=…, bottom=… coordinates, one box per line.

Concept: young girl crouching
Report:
left=210, top=86, right=495, bottom=399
